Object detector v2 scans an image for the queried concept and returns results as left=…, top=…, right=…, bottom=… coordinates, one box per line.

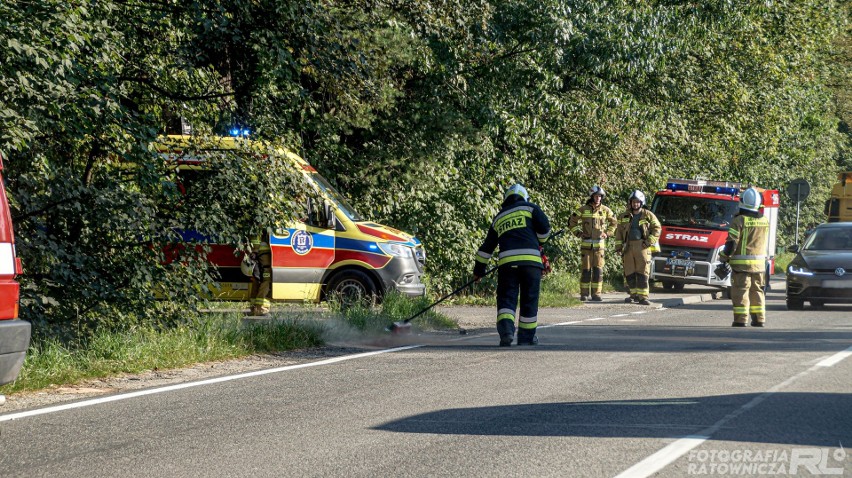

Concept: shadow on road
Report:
left=374, top=392, right=851, bottom=447
left=403, top=325, right=852, bottom=354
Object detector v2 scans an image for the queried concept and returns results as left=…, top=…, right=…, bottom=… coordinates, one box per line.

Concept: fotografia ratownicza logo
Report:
left=687, top=445, right=847, bottom=476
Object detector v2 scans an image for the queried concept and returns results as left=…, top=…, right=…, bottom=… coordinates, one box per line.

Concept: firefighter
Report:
left=568, top=186, right=618, bottom=301
left=474, top=184, right=551, bottom=346
left=719, top=187, right=769, bottom=327
left=249, top=228, right=272, bottom=316
left=613, top=190, right=661, bottom=305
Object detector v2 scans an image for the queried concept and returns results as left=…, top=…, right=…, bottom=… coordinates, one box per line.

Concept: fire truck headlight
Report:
left=378, top=242, right=413, bottom=258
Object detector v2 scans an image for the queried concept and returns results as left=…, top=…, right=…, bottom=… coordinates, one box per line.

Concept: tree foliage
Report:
left=0, top=0, right=848, bottom=332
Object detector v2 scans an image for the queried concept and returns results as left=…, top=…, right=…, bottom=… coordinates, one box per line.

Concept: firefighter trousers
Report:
left=731, top=271, right=765, bottom=324
left=580, top=248, right=605, bottom=297
left=623, top=240, right=651, bottom=299
left=496, top=265, right=542, bottom=343
left=251, top=251, right=272, bottom=314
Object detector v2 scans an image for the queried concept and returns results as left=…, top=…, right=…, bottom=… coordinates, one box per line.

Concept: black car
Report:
left=785, top=222, right=852, bottom=309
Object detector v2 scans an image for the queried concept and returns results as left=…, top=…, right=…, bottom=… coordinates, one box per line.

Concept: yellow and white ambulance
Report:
left=158, top=135, right=426, bottom=302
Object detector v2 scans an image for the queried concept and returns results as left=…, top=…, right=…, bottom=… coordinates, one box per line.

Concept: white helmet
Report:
left=240, top=253, right=256, bottom=276
left=740, top=187, right=762, bottom=212
left=504, top=183, right=529, bottom=201
left=589, top=185, right=606, bottom=197
left=628, top=190, right=646, bottom=207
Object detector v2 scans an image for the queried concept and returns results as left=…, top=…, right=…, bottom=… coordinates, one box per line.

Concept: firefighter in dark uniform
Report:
left=613, top=190, right=661, bottom=305
left=249, top=228, right=272, bottom=316
left=719, top=187, right=769, bottom=327
left=567, top=186, right=617, bottom=301
left=474, top=184, right=551, bottom=346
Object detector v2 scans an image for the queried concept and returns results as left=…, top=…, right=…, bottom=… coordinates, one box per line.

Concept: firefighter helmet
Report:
left=504, top=183, right=529, bottom=201
left=628, top=190, right=646, bottom=207
left=740, top=187, right=762, bottom=212
left=240, top=253, right=256, bottom=277
left=589, top=185, right=606, bottom=198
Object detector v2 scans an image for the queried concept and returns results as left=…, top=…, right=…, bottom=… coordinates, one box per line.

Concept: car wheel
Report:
left=786, top=298, right=805, bottom=310
left=810, top=300, right=825, bottom=308
left=327, top=269, right=377, bottom=305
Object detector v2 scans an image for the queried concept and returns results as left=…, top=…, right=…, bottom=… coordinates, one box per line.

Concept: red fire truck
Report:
left=649, top=178, right=780, bottom=292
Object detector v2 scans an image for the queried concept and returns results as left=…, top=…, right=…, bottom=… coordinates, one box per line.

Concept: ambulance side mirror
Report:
left=323, top=202, right=335, bottom=229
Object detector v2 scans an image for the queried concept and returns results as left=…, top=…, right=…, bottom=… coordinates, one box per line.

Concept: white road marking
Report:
left=611, top=314, right=630, bottom=317
left=0, top=345, right=422, bottom=422
left=614, top=353, right=851, bottom=478
left=816, top=345, right=852, bottom=367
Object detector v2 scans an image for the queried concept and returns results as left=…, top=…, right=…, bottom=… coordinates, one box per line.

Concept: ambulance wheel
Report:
left=327, top=270, right=377, bottom=305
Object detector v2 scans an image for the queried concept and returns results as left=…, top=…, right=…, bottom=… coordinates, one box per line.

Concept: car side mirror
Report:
left=786, top=244, right=799, bottom=253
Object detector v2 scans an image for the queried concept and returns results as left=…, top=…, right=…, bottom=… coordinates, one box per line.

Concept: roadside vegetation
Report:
left=0, top=292, right=458, bottom=395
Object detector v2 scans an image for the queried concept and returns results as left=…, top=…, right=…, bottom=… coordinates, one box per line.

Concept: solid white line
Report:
left=614, top=435, right=709, bottom=478
left=611, top=314, right=630, bottom=317
left=816, top=345, right=852, bottom=367
left=0, top=345, right=422, bottom=422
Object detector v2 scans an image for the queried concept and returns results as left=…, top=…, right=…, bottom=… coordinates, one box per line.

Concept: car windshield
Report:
left=650, top=196, right=739, bottom=230
left=802, top=228, right=852, bottom=251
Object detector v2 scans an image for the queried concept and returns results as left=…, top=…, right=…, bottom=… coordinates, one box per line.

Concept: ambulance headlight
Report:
left=378, top=243, right=413, bottom=258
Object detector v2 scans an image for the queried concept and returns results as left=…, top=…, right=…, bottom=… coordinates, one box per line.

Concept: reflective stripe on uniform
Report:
left=518, top=316, right=537, bottom=329
left=475, top=250, right=492, bottom=264
left=497, top=309, right=515, bottom=323
left=498, top=248, right=541, bottom=260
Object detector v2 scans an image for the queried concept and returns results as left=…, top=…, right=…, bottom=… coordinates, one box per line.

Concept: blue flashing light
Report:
left=713, top=186, right=739, bottom=195
left=667, top=182, right=689, bottom=191
left=229, top=128, right=251, bottom=137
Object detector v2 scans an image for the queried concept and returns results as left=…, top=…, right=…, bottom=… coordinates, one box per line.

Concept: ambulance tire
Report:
left=327, top=269, right=377, bottom=305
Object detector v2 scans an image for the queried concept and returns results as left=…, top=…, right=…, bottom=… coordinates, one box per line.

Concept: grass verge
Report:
left=1, top=293, right=460, bottom=395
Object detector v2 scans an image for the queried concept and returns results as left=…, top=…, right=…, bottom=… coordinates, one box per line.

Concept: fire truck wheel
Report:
left=327, top=270, right=377, bottom=305
left=661, top=281, right=675, bottom=290
left=672, top=282, right=685, bottom=291
left=721, top=286, right=732, bottom=300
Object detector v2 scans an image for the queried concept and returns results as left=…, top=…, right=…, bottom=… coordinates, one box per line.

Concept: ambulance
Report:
left=159, top=136, right=426, bottom=303
left=649, top=178, right=780, bottom=291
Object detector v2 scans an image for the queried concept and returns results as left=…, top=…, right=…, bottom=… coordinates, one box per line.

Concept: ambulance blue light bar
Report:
left=666, top=178, right=740, bottom=196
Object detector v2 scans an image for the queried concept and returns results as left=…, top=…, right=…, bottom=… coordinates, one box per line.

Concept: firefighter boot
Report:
left=517, top=329, right=538, bottom=346
left=497, top=319, right=515, bottom=347
left=750, top=314, right=765, bottom=327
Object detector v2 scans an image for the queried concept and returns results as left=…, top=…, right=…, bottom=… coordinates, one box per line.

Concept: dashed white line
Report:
left=816, top=345, right=852, bottom=367
left=614, top=352, right=852, bottom=477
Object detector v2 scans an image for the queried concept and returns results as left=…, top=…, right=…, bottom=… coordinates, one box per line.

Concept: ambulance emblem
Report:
left=292, top=230, right=313, bottom=255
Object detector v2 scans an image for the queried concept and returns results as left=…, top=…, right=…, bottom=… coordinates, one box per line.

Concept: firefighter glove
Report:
left=714, top=262, right=732, bottom=280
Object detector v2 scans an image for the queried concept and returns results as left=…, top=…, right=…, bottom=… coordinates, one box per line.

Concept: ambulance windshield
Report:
left=651, top=196, right=738, bottom=230
left=308, top=173, right=364, bottom=221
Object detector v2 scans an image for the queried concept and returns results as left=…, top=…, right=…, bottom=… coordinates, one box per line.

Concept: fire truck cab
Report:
left=649, top=178, right=780, bottom=292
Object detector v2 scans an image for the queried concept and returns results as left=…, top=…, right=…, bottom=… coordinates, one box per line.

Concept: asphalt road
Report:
left=1, top=284, right=850, bottom=477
